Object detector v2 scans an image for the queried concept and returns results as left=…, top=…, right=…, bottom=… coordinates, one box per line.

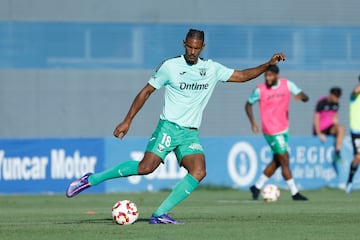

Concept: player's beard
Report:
left=185, top=54, right=197, bottom=65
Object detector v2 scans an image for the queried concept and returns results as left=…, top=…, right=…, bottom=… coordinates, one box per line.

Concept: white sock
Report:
left=286, top=179, right=298, bottom=196
left=255, top=174, right=269, bottom=189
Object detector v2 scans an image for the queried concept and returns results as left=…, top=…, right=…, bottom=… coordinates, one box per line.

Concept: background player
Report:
left=313, top=87, right=344, bottom=162
left=346, top=75, right=360, bottom=193
left=66, top=29, right=286, bottom=224
left=245, top=65, right=309, bottom=201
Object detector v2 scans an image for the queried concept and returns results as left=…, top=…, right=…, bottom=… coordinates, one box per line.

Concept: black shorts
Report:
left=351, top=132, right=360, bottom=155
left=313, top=125, right=334, bottom=136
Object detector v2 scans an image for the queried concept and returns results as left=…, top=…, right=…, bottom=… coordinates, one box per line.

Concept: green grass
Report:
left=1, top=189, right=360, bottom=240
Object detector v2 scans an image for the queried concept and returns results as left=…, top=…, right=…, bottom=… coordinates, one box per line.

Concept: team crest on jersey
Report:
left=199, top=68, right=207, bottom=76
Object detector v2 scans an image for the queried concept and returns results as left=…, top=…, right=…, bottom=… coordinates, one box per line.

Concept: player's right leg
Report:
left=250, top=158, right=280, bottom=200
left=66, top=120, right=170, bottom=198
left=66, top=152, right=162, bottom=198
left=329, top=123, right=345, bottom=161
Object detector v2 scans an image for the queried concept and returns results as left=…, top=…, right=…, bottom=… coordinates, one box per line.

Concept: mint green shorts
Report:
left=264, top=132, right=289, bottom=154
left=146, top=120, right=204, bottom=163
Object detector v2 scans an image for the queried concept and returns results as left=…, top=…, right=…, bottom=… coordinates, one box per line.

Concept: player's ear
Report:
left=183, top=40, right=186, bottom=48
left=202, top=43, right=206, bottom=50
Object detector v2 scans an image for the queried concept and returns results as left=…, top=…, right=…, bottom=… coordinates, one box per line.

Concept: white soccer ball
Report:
left=112, top=200, right=139, bottom=225
left=262, top=184, right=280, bottom=202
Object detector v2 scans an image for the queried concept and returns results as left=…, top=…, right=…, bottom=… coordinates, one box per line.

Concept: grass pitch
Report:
left=1, top=188, right=360, bottom=240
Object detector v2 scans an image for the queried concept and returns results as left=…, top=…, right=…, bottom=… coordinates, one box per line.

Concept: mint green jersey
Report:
left=148, top=55, right=234, bottom=128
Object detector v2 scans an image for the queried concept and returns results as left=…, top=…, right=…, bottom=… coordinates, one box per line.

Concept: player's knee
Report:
left=190, top=168, right=206, bottom=182
left=337, top=124, right=345, bottom=134
left=277, top=154, right=289, bottom=166
left=138, top=161, right=157, bottom=175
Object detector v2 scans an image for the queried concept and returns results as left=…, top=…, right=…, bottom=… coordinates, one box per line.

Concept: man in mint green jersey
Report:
left=346, top=75, right=360, bottom=194
left=66, top=29, right=286, bottom=224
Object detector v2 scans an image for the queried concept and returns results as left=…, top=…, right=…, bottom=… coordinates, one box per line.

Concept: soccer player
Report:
left=245, top=65, right=309, bottom=201
left=346, top=75, right=360, bottom=193
left=66, top=29, right=286, bottom=224
left=313, top=87, right=344, bottom=161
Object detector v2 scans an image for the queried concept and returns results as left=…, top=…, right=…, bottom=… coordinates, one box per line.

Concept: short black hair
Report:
left=266, top=65, right=279, bottom=74
left=186, top=29, right=205, bottom=43
left=330, top=87, right=342, bottom=98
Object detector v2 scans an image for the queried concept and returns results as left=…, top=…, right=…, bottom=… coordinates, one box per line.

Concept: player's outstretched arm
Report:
left=245, top=102, right=259, bottom=134
left=113, top=83, right=156, bottom=139
left=228, top=53, right=286, bottom=83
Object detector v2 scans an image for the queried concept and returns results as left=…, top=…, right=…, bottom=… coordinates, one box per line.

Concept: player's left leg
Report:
left=329, top=123, right=345, bottom=161
left=277, top=152, right=307, bottom=201
left=150, top=154, right=204, bottom=224
left=150, top=128, right=204, bottom=224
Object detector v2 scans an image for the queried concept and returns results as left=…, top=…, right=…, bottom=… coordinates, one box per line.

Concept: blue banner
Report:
left=0, top=136, right=356, bottom=194
left=104, top=136, right=354, bottom=192
left=0, top=138, right=105, bottom=194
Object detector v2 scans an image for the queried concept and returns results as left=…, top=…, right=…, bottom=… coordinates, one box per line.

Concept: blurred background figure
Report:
left=313, top=87, right=344, bottom=162
left=346, top=75, right=360, bottom=193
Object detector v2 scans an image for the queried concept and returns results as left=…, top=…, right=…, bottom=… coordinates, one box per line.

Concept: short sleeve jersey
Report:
left=247, top=80, right=302, bottom=104
left=315, top=97, right=339, bottom=131
left=148, top=55, right=234, bottom=128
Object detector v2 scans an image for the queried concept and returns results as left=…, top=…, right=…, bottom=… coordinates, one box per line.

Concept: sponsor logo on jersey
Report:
left=179, top=82, right=209, bottom=91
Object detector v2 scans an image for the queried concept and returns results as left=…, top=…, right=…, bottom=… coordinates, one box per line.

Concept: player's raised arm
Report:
left=227, top=53, right=286, bottom=83
left=113, top=83, right=156, bottom=139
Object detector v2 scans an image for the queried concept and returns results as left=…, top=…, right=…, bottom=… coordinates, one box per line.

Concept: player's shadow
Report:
left=57, top=218, right=113, bottom=225
left=57, top=217, right=150, bottom=225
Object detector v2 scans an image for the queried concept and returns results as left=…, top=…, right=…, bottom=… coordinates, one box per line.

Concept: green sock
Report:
left=88, top=160, right=139, bottom=186
left=153, top=174, right=199, bottom=216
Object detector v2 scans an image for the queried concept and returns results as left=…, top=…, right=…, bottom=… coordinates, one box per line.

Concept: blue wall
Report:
left=1, top=22, right=359, bottom=70
left=0, top=136, right=355, bottom=194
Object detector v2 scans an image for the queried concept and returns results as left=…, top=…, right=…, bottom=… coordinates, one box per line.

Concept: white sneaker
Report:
left=346, top=183, right=353, bottom=194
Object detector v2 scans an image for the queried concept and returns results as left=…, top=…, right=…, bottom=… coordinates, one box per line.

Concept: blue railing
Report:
left=0, top=22, right=359, bottom=70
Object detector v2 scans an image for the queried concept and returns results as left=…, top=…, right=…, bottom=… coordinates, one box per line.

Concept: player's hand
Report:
left=294, top=94, right=302, bottom=101
left=317, top=133, right=327, bottom=143
left=113, top=120, right=130, bottom=139
left=251, top=123, right=259, bottom=134
left=268, top=53, right=286, bottom=66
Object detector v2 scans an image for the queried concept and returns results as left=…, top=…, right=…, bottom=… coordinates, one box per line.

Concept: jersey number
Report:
left=276, top=135, right=286, bottom=148
left=161, top=133, right=172, bottom=147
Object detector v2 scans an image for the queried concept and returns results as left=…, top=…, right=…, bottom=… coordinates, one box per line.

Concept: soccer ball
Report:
left=112, top=200, right=139, bottom=225
left=262, top=184, right=280, bottom=202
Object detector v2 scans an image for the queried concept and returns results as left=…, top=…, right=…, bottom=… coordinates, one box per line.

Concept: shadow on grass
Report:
left=57, top=218, right=150, bottom=225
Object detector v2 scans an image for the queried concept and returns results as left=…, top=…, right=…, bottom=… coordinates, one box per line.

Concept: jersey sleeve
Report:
left=315, top=99, right=324, bottom=113
left=287, top=80, right=302, bottom=95
left=247, top=88, right=260, bottom=104
left=148, top=61, right=170, bottom=89
left=213, top=62, right=234, bottom=82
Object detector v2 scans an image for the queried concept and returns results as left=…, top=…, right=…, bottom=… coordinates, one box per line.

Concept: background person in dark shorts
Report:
left=346, top=75, right=360, bottom=193
left=313, top=87, right=344, bottom=161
